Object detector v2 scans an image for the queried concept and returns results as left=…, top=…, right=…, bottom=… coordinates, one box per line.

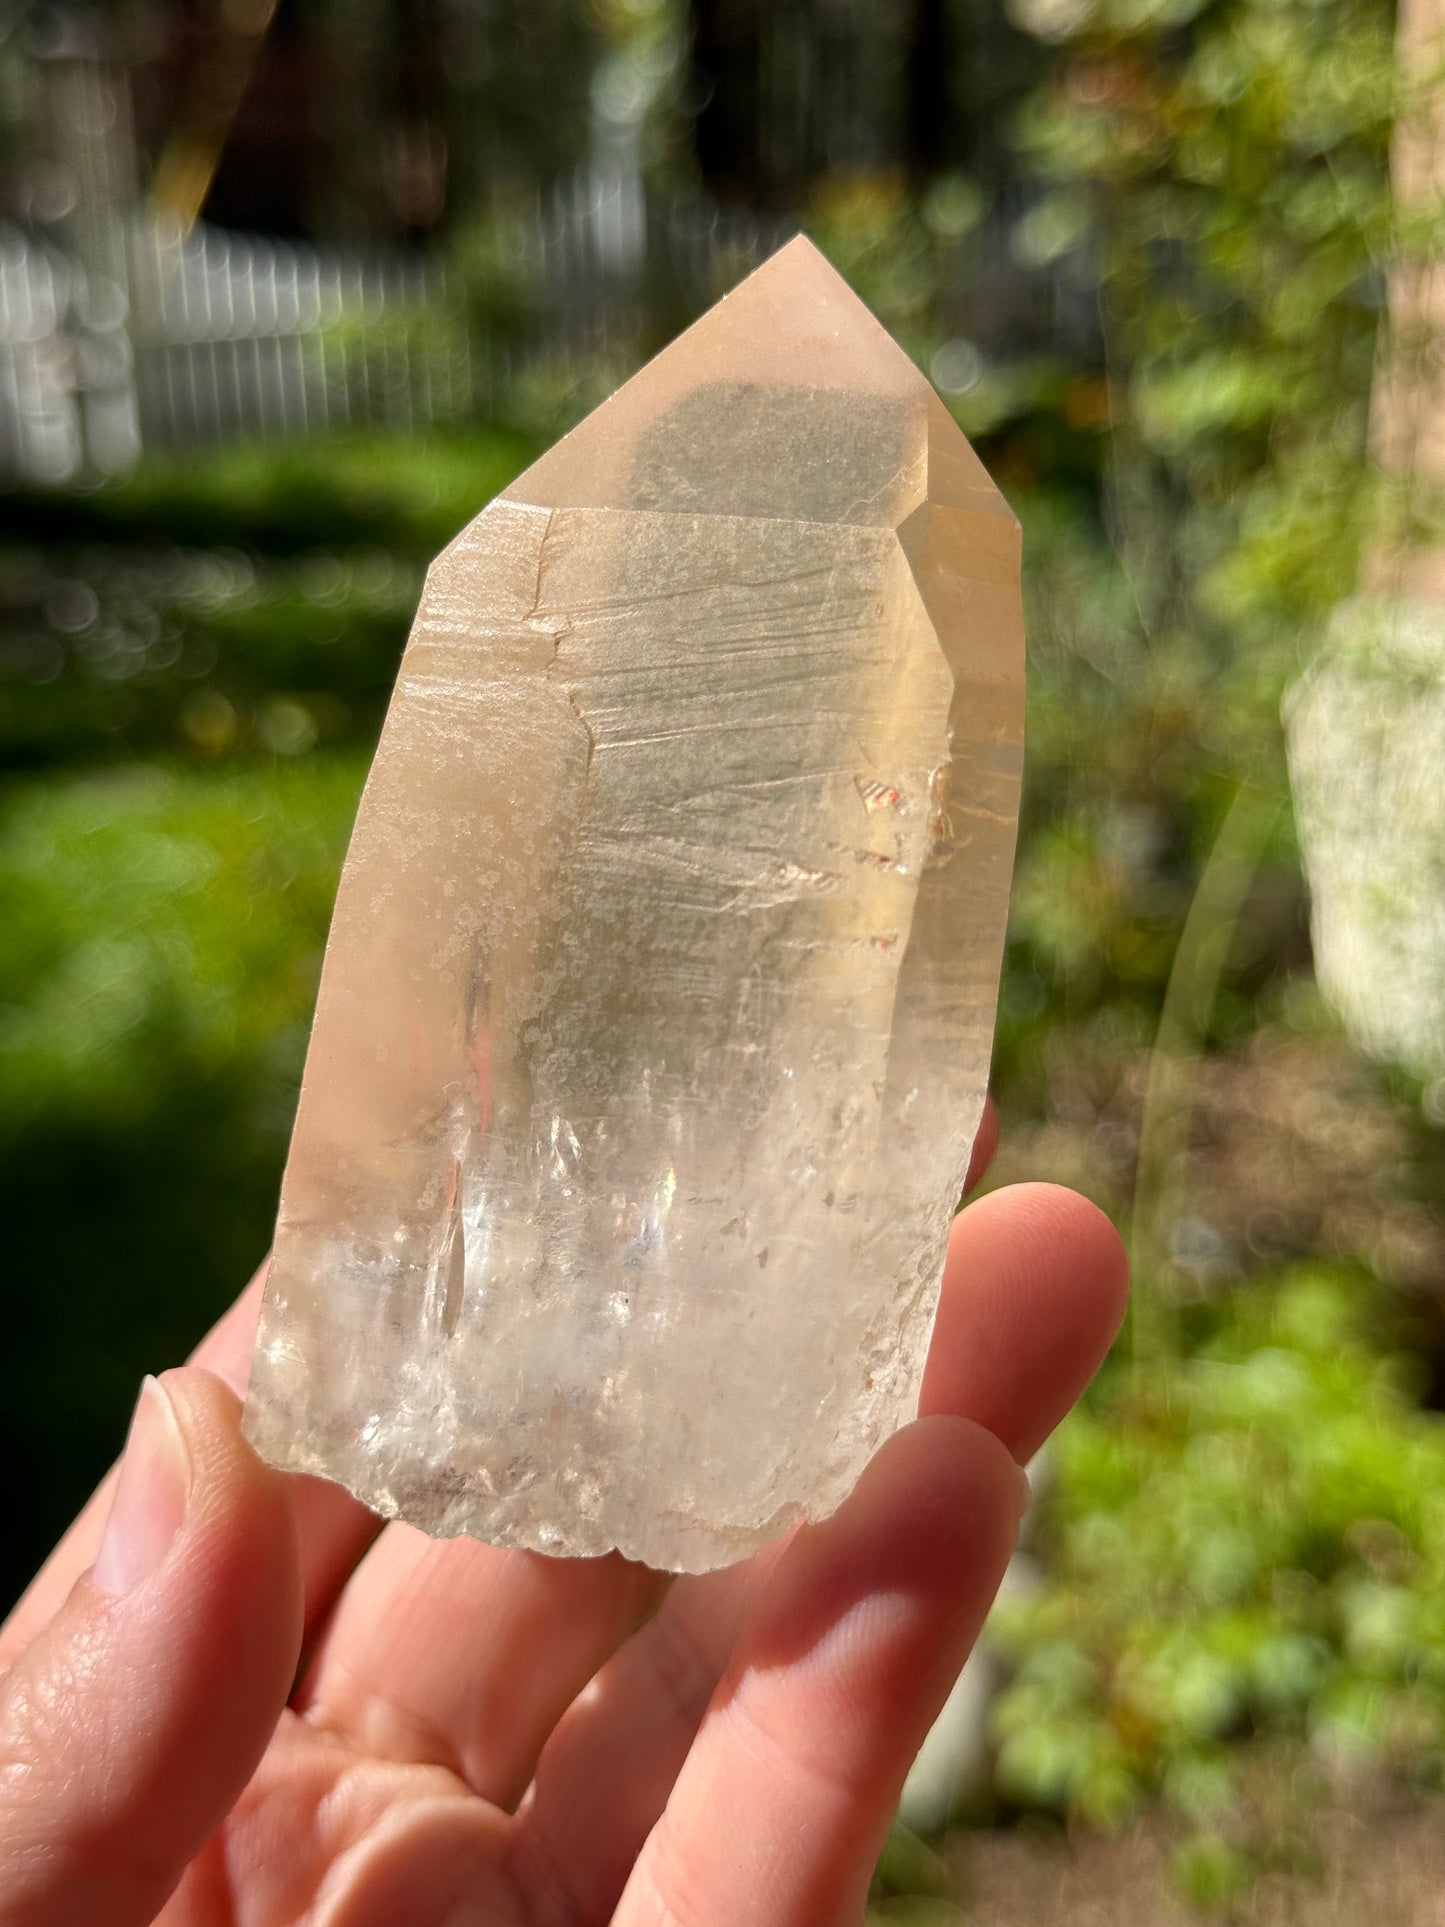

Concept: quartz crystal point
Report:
left=244, top=237, right=1025, bottom=1573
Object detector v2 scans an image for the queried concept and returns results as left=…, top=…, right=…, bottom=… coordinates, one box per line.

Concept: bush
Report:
left=992, top=1268, right=1445, bottom=1866
left=0, top=757, right=362, bottom=1605
left=0, top=431, right=539, bottom=775
left=1014, top=0, right=1394, bottom=675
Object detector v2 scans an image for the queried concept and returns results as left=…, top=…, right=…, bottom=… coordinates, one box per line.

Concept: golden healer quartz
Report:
left=243, top=237, right=1025, bottom=1573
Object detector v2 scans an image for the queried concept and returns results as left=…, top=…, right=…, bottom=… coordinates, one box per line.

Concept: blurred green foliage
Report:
left=0, top=758, right=361, bottom=1596
left=4, top=0, right=1441, bottom=1913
left=2, top=432, right=532, bottom=561
left=805, top=171, right=1113, bottom=496
left=868, top=1820, right=966, bottom=1923
left=971, top=0, right=1445, bottom=1905
left=1016, top=0, right=1393, bottom=689
left=0, top=432, right=533, bottom=772
left=0, top=761, right=360, bottom=1136
left=994, top=1268, right=1445, bottom=1890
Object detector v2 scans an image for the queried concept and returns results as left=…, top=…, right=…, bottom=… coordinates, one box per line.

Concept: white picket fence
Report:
left=0, top=231, right=85, bottom=482
left=0, top=216, right=469, bottom=481
left=130, top=222, right=451, bottom=446
left=0, top=183, right=1079, bottom=484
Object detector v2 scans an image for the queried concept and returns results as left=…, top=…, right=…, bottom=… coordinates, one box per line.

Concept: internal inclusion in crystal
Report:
left=243, top=236, right=1025, bottom=1573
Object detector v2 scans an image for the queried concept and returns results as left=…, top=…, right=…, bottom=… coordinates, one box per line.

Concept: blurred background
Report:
left=2, top=0, right=1444, bottom=1916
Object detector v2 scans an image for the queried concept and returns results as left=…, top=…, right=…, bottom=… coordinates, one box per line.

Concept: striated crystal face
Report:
left=243, top=237, right=1025, bottom=1573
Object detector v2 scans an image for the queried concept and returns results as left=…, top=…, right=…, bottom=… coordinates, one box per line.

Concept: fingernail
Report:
left=94, top=1376, right=191, bottom=1596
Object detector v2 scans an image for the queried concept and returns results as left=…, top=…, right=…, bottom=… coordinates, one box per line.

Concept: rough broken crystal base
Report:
left=243, top=237, right=1025, bottom=1573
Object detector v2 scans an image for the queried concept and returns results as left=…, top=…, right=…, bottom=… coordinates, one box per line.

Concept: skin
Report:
left=0, top=1110, right=1127, bottom=1926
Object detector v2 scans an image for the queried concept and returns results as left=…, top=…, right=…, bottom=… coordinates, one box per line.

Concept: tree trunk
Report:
left=1367, top=0, right=1445, bottom=598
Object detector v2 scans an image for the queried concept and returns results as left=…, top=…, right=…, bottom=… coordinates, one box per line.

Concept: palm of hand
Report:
left=0, top=1172, right=1125, bottom=1927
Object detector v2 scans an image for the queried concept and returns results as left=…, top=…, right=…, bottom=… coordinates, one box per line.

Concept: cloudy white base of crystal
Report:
left=244, top=237, right=1024, bottom=1573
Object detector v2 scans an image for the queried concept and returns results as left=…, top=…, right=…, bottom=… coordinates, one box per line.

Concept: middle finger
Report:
left=293, top=1523, right=669, bottom=1811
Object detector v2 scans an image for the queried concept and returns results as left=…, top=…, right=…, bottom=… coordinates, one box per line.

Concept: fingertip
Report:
left=978, top=1180, right=1131, bottom=1330
left=921, top=1181, right=1129, bottom=1462
left=148, top=1364, right=304, bottom=1657
left=1026, top=1180, right=1132, bottom=1336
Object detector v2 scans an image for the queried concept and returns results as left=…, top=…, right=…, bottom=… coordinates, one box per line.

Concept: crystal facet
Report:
left=243, top=237, right=1025, bottom=1573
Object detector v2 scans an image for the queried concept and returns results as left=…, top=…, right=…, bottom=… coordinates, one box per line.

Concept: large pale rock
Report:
left=244, top=237, right=1025, bottom=1572
left=1287, top=593, right=1445, bottom=1077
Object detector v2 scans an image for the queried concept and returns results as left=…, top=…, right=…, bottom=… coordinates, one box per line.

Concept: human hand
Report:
left=0, top=1124, right=1126, bottom=1926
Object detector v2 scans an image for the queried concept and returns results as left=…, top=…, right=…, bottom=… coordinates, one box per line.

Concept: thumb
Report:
left=0, top=1367, right=303, bottom=1926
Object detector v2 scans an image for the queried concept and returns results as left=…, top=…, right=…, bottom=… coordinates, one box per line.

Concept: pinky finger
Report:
left=612, top=1416, right=1027, bottom=1927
